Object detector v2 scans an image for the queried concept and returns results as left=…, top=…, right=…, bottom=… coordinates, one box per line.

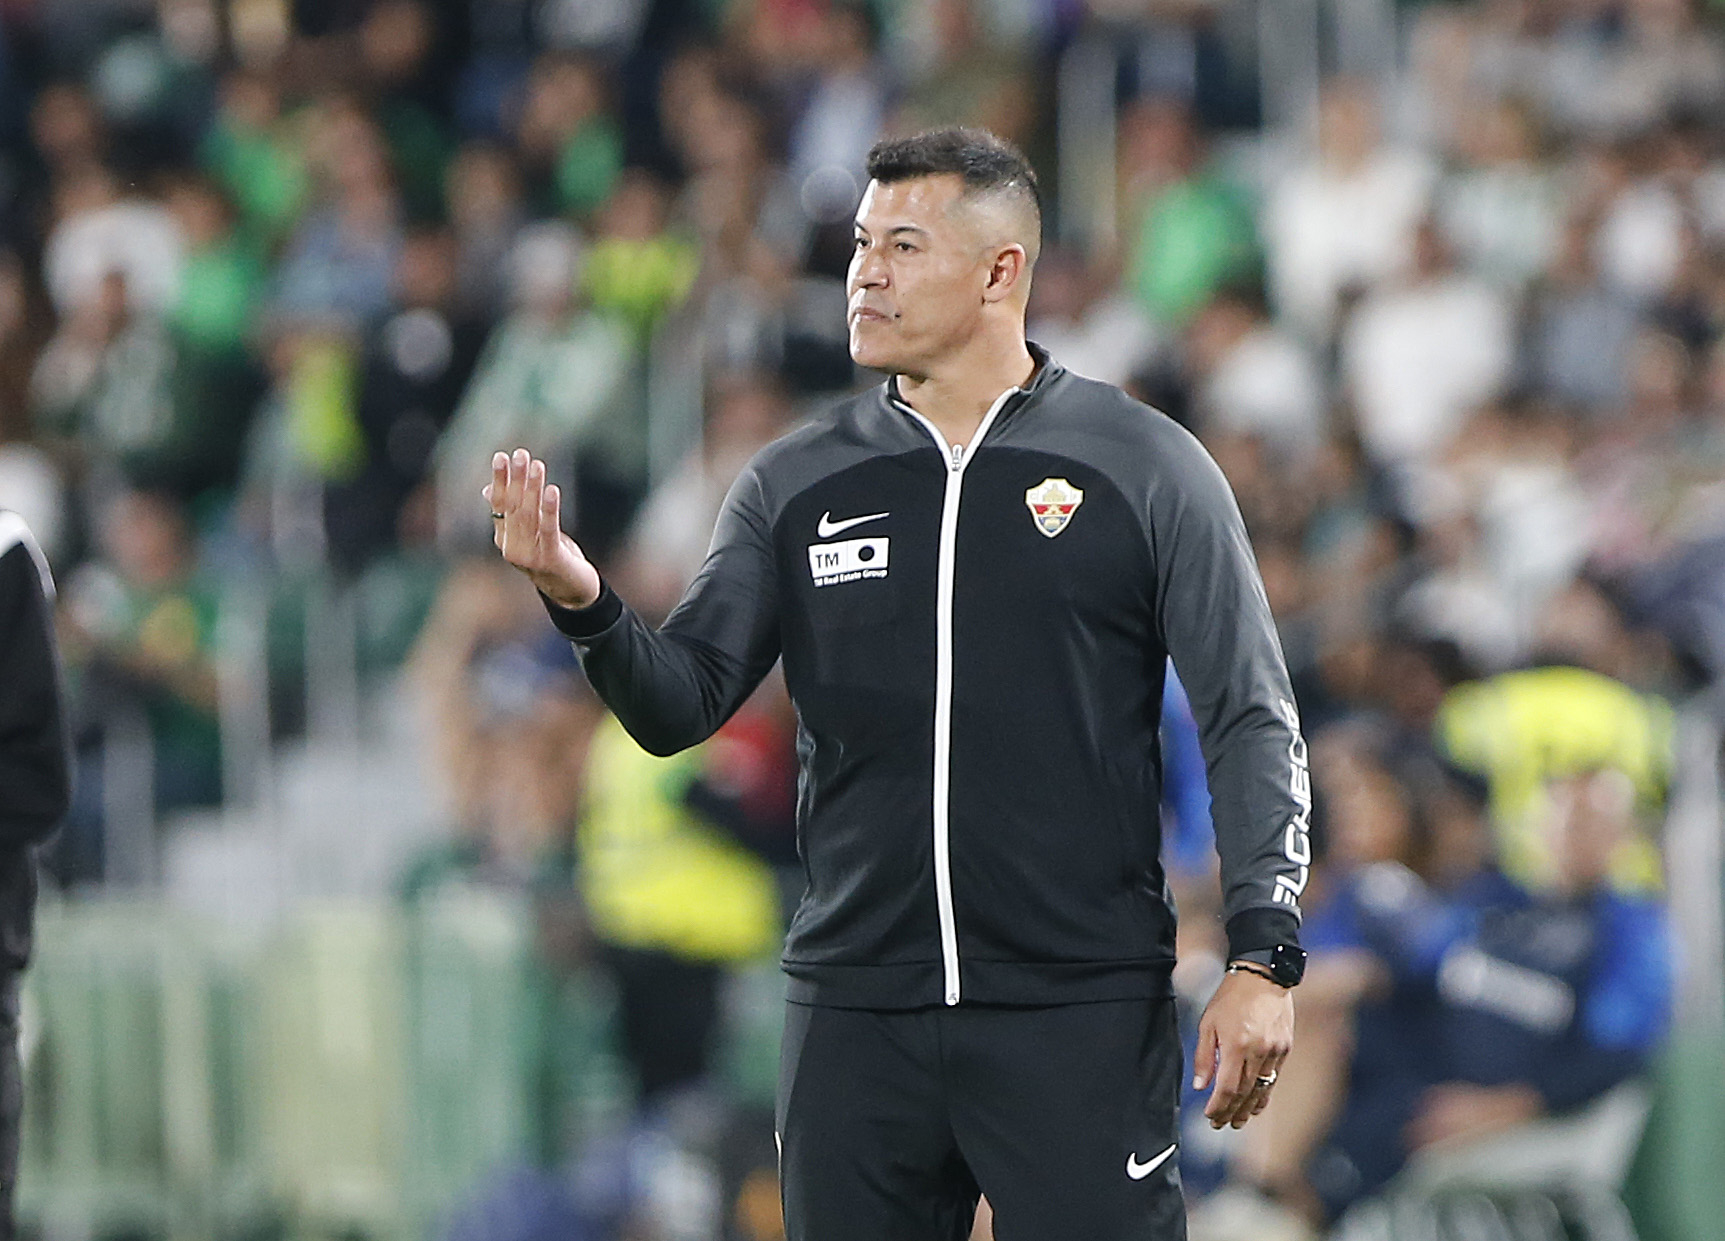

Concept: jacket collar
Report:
left=882, top=340, right=1064, bottom=419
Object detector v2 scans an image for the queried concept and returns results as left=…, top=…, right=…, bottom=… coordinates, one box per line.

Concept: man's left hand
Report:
left=1194, top=968, right=1295, bottom=1129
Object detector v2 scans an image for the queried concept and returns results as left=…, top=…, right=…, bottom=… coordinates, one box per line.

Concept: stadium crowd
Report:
left=1, top=0, right=1721, bottom=1238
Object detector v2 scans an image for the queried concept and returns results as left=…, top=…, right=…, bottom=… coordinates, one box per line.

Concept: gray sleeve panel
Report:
left=1024, top=380, right=1308, bottom=950
left=565, top=393, right=898, bottom=755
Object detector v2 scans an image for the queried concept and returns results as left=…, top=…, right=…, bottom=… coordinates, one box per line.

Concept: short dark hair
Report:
left=866, top=126, right=1042, bottom=235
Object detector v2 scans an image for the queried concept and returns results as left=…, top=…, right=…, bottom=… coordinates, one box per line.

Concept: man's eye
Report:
left=895, top=242, right=915, bottom=252
left=853, top=236, right=867, bottom=250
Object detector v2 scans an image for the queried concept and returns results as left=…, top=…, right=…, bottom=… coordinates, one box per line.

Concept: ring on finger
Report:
left=490, top=511, right=506, bottom=520
left=1255, top=1070, right=1278, bottom=1088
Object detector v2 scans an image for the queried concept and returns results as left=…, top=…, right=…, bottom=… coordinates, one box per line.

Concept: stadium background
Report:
left=1, top=0, right=1723, bottom=1237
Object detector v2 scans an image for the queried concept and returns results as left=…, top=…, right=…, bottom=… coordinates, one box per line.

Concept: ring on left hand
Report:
left=1256, top=1071, right=1278, bottom=1088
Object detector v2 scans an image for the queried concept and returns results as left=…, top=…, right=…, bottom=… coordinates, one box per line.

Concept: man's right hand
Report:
left=485, top=449, right=602, bottom=610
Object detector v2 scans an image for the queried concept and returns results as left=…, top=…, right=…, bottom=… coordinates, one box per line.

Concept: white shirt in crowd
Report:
left=1197, top=325, right=1327, bottom=461
left=1263, top=149, right=1437, bottom=341
left=1343, top=272, right=1513, bottom=465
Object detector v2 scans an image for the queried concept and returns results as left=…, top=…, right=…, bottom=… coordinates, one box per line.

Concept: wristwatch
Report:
left=1228, top=943, right=1306, bottom=988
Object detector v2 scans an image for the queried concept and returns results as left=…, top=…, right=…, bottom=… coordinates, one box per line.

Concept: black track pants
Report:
left=776, top=998, right=1187, bottom=1241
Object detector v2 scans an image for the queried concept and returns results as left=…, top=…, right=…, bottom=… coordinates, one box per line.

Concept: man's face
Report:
left=847, top=175, right=993, bottom=374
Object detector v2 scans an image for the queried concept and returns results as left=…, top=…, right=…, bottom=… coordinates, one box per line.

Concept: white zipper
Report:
left=899, top=387, right=1019, bottom=1005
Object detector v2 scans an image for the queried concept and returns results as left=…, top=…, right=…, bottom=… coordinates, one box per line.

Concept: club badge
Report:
left=1025, top=477, right=1084, bottom=538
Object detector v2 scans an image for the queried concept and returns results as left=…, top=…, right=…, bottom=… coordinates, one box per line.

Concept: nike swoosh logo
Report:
left=1126, top=1143, right=1177, bottom=1180
left=817, top=511, right=889, bottom=538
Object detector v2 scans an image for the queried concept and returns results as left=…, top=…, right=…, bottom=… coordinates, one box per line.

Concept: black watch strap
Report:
left=1230, top=943, right=1306, bottom=987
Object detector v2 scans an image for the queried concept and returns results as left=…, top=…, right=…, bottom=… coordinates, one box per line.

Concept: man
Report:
left=488, top=128, right=1306, bottom=1239
left=0, top=510, right=72, bottom=1233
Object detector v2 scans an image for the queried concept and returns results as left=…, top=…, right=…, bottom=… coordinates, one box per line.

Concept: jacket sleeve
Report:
left=1150, top=428, right=1306, bottom=960
left=0, top=517, right=72, bottom=849
left=543, top=463, right=782, bottom=756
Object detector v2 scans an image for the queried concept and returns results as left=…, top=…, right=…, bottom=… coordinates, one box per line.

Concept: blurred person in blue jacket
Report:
left=1300, top=762, right=1671, bottom=1220
left=1189, top=728, right=1471, bottom=1225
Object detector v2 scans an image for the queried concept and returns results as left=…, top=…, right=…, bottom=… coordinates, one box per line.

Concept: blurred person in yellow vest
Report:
left=579, top=693, right=783, bottom=1103
left=1436, top=580, right=1673, bottom=892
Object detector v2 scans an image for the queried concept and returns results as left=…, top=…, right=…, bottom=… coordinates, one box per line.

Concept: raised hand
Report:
left=484, top=449, right=602, bottom=610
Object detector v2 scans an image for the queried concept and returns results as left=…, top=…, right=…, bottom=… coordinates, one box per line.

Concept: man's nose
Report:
left=851, top=246, right=888, bottom=289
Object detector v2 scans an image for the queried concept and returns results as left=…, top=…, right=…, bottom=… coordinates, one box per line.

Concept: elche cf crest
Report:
left=1025, top=477, right=1084, bottom=537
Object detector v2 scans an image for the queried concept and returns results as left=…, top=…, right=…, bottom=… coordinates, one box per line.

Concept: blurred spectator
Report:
left=55, top=490, right=221, bottom=882
left=1120, top=98, right=1259, bottom=330
left=270, top=99, right=405, bottom=328
left=403, top=571, right=598, bottom=901
left=1435, top=581, right=1674, bottom=892
left=1341, top=218, right=1513, bottom=470
left=1524, top=214, right=1642, bottom=413
left=666, top=69, right=807, bottom=277
left=579, top=712, right=782, bottom=1103
left=33, top=261, right=257, bottom=501
left=238, top=325, right=368, bottom=567
left=1264, top=81, right=1437, bottom=342
left=1394, top=496, right=1522, bottom=673
left=583, top=168, right=699, bottom=343
left=404, top=560, right=603, bottom=1177
left=410, top=558, right=558, bottom=838
left=1533, top=0, right=1725, bottom=141
left=435, top=222, right=633, bottom=550
left=1435, top=98, right=1563, bottom=291
left=198, top=68, right=309, bottom=243
left=0, top=253, right=43, bottom=445
left=787, top=2, right=891, bottom=224
left=42, top=164, right=185, bottom=321
left=1305, top=766, right=1670, bottom=1220
left=0, top=253, right=62, bottom=556
left=164, top=174, right=264, bottom=357
left=324, top=227, right=485, bottom=570
left=31, top=271, right=179, bottom=482
left=1600, top=332, right=1725, bottom=681
left=1219, top=731, right=1670, bottom=1229
left=356, top=0, right=451, bottom=224
left=618, top=371, right=794, bottom=619
left=28, top=78, right=103, bottom=166
left=1026, top=246, right=1163, bottom=390
left=1449, top=398, right=1592, bottom=636
left=1185, top=281, right=1326, bottom=463
left=515, top=53, right=622, bottom=220
left=1219, top=735, right=1473, bottom=1226
left=1593, top=141, right=1687, bottom=308
left=668, top=79, right=838, bottom=385
left=446, top=141, right=528, bottom=321
left=890, top=0, right=1039, bottom=148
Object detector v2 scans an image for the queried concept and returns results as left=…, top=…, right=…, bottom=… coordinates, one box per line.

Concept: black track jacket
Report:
left=0, top=511, right=70, bottom=972
left=546, top=348, right=1310, bottom=1009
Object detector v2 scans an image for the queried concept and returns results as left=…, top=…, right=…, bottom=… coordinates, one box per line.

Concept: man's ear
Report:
left=981, top=244, right=1029, bottom=304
